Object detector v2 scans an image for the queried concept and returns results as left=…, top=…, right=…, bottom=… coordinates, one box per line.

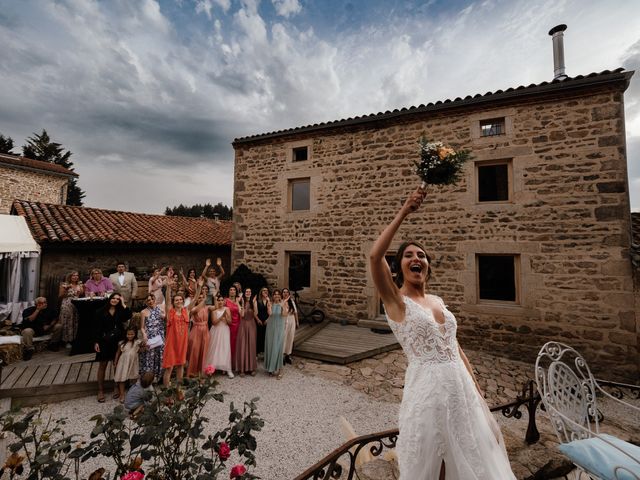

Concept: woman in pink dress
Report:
left=224, top=285, right=243, bottom=373
left=235, top=288, right=257, bottom=376
left=186, top=280, right=210, bottom=377
left=148, top=267, right=167, bottom=306
left=204, top=294, right=233, bottom=378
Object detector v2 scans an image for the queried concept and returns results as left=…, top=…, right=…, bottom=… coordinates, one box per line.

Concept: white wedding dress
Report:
left=386, top=295, right=516, bottom=480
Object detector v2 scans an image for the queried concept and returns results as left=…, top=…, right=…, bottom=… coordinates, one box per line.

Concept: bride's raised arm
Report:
left=369, top=187, right=426, bottom=322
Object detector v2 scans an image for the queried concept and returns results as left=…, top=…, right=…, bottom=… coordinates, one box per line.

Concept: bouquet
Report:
left=414, top=138, right=472, bottom=187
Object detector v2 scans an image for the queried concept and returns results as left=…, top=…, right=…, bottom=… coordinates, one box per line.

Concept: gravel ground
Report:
left=11, top=367, right=399, bottom=480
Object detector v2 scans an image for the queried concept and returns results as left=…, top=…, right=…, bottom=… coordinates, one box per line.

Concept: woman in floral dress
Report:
left=59, top=271, right=84, bottom=347
left=139, top=294, right=166, bottom=382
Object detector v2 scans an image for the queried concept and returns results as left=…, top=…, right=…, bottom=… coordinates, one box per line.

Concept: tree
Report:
left=165, top=202, right=233, bottom=220
left=22, top=129, right=85, bottom=206
left=0, top=133, right=14, bottom=154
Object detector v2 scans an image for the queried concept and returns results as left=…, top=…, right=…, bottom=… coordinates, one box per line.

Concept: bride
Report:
left=369, top=187, right=516, bottom=480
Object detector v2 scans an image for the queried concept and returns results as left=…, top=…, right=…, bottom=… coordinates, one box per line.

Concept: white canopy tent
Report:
left=0, top=215, right=41, bottom=323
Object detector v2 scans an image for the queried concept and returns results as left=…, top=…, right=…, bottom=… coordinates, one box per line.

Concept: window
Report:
left=290, top=178, right=310, bottom=211
left=477, top=161, right=511, bottom=202
left=292, top=146, right=308, bottom=162
left=477, top=254, right=518, bottom=302
left=480, top=118, right=505, bottom=137
left=288, top=252, right=311, bottom=291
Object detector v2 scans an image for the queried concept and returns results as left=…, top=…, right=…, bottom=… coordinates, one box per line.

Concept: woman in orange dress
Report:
left=162, top=279, right=189, bottom=386
left=186, top=279, right=209, bottom=377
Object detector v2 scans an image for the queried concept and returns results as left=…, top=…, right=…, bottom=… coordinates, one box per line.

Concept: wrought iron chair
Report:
left=535, top=342, right=640, bottom=480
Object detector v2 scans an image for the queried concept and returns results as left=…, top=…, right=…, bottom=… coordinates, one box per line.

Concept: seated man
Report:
left=124, top=371, right=155, bottom=415
left=21, top=297, right=63, bottom=360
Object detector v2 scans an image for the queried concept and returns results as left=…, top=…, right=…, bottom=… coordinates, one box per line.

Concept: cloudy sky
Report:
left=0, top=0, right=639, bottom=213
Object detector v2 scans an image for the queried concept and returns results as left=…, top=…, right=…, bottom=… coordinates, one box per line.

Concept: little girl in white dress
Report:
left=114, top=326, right=142, bottom=402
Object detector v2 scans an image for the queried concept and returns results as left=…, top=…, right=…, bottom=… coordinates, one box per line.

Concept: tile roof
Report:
left=0, top=153, right=78, bottom=177
left=11, top=200, right=232, bottom=246
left=233, top=68, right=634, bottom=145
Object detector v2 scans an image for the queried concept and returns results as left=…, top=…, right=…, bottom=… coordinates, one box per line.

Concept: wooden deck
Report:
left=0, top=353, right=115, bottom=407
left=293, top=322, right=399, bottom=364
left=0, top=322, right=398, bottom=406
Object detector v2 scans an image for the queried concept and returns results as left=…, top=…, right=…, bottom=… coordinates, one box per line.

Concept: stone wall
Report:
left=0, top=165, right=68, bottom=213
left=233, top=82, right=638, bottom=380
left=38, top=245, right=231, bottom=306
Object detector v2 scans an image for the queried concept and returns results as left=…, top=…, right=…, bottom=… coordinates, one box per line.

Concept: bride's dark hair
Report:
left=393, top=241, right=432, bottom=287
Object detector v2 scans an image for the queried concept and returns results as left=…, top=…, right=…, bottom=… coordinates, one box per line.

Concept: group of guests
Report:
left=91, top=258, right=299, bottom=405
left=19, top=263, right=138, bottom=360
left=37, top=259, right=218, bottom=355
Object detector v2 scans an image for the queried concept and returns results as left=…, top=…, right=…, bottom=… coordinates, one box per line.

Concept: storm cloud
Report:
left=0, top=0, right=638, bottom=213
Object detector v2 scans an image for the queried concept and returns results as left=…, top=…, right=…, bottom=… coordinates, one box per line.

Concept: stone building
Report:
left=0, top=153, right=75, bottom=213
left=232, top=68, right=638, bottom=380
left=11, top=200, right=232, bottom=306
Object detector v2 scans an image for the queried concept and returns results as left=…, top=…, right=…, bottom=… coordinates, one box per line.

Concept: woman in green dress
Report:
left=263, top=289, right=285, bottom=378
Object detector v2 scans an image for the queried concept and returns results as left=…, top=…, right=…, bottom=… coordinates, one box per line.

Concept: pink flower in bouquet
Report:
left=121, top=472, right=144, bottom=480
left=230, top=464, right=247, bottom=478
left=217, top=442, right=231, bottom=460
left=204, top=364, right=216, bottom=376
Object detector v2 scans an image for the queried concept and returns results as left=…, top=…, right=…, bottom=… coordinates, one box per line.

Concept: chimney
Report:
left=213, top=213, right=220, bottom=222
left=548, top=24, right=568, bottom=80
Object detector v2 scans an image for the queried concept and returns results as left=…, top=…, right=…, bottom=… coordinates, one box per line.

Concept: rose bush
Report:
left=82, top=376, right=263, bottom=479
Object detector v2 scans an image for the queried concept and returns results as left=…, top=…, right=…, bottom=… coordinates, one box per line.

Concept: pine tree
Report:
left=22, top=130, right=86, bottom=206
left=165, top=202, right=233, bottom=219
left=0, top=133, right=14, bottom=154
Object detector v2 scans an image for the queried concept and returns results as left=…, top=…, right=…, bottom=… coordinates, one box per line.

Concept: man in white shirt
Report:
left=109, top=262, right=138, bottom=305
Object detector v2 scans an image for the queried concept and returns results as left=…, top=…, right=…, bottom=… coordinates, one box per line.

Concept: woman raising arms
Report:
left=369, top=187, right=515, bottom=480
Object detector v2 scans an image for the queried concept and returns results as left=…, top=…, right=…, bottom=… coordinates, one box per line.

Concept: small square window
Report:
left=477, top=161, right=511, bottom=202
left=480, top=118, right=505, bottom=137
left=290, top=178, right=310, bottom=211
left=292, top=146, right=308, bottom=162
left=477, top=254, right=518, bottom=302
left=288, top=252, right=311, bottom=291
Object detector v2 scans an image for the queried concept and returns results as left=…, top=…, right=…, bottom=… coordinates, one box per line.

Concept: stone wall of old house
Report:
left=233, top=82, right=638, bottom=380
left=37, top=245, right=231, bottom=307
left=0, top=165, right=68, bottom=213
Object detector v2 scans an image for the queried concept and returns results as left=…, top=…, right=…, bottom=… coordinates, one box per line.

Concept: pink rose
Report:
left=217, top=442, right=231, bottom=460
left=230, top=464, right=246, bottom=478
left=204, top=364, right=216, bottom=376
left=121, top=472, right=144, bottom=480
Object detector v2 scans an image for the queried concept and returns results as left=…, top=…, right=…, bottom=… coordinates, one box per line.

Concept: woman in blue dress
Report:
left=263, top=289, right=285, bottom=378
left=139, top=294, right=166, bottom=382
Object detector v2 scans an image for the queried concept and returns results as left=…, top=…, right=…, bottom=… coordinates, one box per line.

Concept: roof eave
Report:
left=232, top=69, right=634, bottom=147
left=0, top=161, right=78, bottom=178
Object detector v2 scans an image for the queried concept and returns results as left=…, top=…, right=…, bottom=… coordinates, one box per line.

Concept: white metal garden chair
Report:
left=535, top=342, right=640, bottom=480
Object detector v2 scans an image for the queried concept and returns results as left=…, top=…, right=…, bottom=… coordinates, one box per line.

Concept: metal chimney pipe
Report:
left=548, top=24, right=568, bottom=80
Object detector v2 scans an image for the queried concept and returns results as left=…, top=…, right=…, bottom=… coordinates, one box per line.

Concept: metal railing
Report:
left=295, top=377, right=640, bottom=480
left=295, top=380, right=542, bottom=480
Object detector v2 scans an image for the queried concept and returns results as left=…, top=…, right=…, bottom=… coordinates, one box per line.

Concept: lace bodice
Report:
left=386, top=295, right=459, bottom=365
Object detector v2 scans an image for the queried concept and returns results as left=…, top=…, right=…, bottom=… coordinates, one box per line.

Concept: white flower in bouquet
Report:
left=414, top=137, right=472, bottom=187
